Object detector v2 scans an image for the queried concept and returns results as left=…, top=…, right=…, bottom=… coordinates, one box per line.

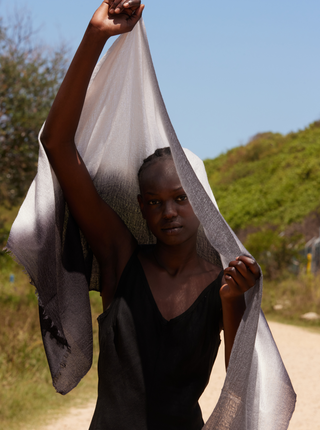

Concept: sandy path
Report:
left=38, top=321, right=320, bottom=430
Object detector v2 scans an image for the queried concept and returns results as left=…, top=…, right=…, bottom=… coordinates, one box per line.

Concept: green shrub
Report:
left=244, top=229, right=305, bottom=279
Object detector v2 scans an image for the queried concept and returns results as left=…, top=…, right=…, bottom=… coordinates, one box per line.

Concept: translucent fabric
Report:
left=7, top=19, right=296, bottom=429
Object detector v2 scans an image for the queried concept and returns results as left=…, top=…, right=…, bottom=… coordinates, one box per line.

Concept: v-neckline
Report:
left=136, top=255, right=222, bottom=324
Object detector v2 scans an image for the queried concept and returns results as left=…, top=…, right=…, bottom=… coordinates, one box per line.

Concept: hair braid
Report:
left=137, top=147, right=172, bottom=179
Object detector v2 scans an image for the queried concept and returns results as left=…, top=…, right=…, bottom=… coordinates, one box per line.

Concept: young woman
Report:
left=40, top=1, right=260, bottom=428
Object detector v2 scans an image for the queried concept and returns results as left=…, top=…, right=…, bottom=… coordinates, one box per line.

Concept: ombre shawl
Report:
left=6, top=20, right=296, bottom=429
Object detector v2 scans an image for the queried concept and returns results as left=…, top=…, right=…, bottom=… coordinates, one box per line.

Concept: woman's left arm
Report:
left=220, top=256, right=260, bottom=369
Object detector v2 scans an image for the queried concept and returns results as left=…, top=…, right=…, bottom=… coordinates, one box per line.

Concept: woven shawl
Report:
left=6, top=19, right=296, bottom=429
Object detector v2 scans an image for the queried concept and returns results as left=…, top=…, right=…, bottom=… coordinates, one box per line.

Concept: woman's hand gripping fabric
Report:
left=220, top=256, right=260, bottom=369
left=91, top=1, right=144, bottom=38
left=105, top=0, right=142, bottom=16
left=221, top=256, right=260, bottom=302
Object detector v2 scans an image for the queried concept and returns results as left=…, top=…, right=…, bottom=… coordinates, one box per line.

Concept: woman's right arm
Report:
left=41, top=2, right=144, bottom=305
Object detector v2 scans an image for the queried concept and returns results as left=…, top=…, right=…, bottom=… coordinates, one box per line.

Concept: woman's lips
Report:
left=161, top=225, right=182, bottom=235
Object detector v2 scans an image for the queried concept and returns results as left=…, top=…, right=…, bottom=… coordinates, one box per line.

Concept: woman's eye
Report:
left=148, top=200, right=160, bottom=205
left=176, top=195, right=188, bottom=202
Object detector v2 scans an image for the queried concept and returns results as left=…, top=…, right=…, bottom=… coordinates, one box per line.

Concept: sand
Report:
left=38, top=321, right=320, bottom=430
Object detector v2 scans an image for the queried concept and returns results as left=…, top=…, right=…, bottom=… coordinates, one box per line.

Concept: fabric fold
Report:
left=7, top=19, right=296, bottom=428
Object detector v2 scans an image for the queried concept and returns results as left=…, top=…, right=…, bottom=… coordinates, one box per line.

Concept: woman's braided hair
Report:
left=137, top=147, right=172, bottom=180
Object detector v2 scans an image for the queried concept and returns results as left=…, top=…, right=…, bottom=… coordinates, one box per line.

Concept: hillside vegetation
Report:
left=204, top=121, right=320, bottom=237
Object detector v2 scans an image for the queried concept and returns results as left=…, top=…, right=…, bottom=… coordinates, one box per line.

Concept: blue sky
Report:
left=2, top=0, right=320, bottom=159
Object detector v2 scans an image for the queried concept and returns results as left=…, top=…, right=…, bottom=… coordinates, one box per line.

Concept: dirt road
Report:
left=38, top=321, right=320, bottom=430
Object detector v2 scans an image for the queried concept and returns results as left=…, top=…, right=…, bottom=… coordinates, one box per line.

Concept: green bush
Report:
left=244, top=229, right=305, bottom=279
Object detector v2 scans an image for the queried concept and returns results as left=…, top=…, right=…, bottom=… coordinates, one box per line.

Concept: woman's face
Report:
left=138, top=157, right=200, bottom=246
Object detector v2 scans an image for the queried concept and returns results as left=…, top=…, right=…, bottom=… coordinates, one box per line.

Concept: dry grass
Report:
left=262, top=272, right=320, bottom=331
left=0, top=254, right=101, bottom=430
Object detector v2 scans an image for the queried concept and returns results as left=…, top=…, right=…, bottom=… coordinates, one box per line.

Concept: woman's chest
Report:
left=140, top=261, right=222, bottom=321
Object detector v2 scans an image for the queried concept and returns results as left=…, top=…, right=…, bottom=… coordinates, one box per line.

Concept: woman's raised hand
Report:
left=90, top=1, right=144, bottom=38
left=107, top=0, right=142, bottom=15
left=221, top=256, right=260, bottom=302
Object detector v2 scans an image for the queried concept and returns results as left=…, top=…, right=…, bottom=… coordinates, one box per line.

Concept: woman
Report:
left=39, top=1, right=260, bottom=428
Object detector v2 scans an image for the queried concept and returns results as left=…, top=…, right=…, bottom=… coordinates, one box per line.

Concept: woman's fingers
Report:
left=224, top=265, right=254, bottom=293
left=108, top=0, right=121, bottom=13
left=126, top=4, right=144, bottom=22
left=236, top=255, right=260, bottom=278
left=109, top=0, right=141, bottom=14
left=111, top=4, right=144, bottom=31
left=221, top=256, right=260, bottom=302
left=223, top=255, right=260, bottom=297
left=229, top=260, right=257, bottom=286
left=123, top=0, right=141, bottom=8
left=94, top=2, right=144, bottom=37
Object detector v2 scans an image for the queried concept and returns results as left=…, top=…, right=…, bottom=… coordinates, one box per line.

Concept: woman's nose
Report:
left=162, top=200, right=177, bottom=219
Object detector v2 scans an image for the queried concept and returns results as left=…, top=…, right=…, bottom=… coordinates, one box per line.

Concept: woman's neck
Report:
left=153, top=238, right=199, bottom=277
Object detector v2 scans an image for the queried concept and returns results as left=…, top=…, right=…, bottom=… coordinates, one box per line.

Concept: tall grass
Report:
left=262, top=271, right=320, bottom=331
left=0, top=253, right=102, bottom=430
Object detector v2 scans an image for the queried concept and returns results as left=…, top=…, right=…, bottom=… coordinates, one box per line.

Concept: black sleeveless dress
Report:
left=89, top=246, right=223, bottom=430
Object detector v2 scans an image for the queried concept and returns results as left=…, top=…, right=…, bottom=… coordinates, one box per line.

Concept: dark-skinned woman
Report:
left=12, top=2, right=262, bottom=429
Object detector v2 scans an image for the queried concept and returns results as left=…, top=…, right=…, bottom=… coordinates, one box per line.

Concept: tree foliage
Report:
left=0, top=12, right=68, bottom=206
left=205, top=122, right=320, bottom=232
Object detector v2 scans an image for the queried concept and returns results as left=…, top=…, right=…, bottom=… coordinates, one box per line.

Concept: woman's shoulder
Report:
left=198, top=256, right=223, bottom=286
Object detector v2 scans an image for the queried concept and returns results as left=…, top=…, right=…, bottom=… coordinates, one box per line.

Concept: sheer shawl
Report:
left=6, top=20, right=296, bottom=429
